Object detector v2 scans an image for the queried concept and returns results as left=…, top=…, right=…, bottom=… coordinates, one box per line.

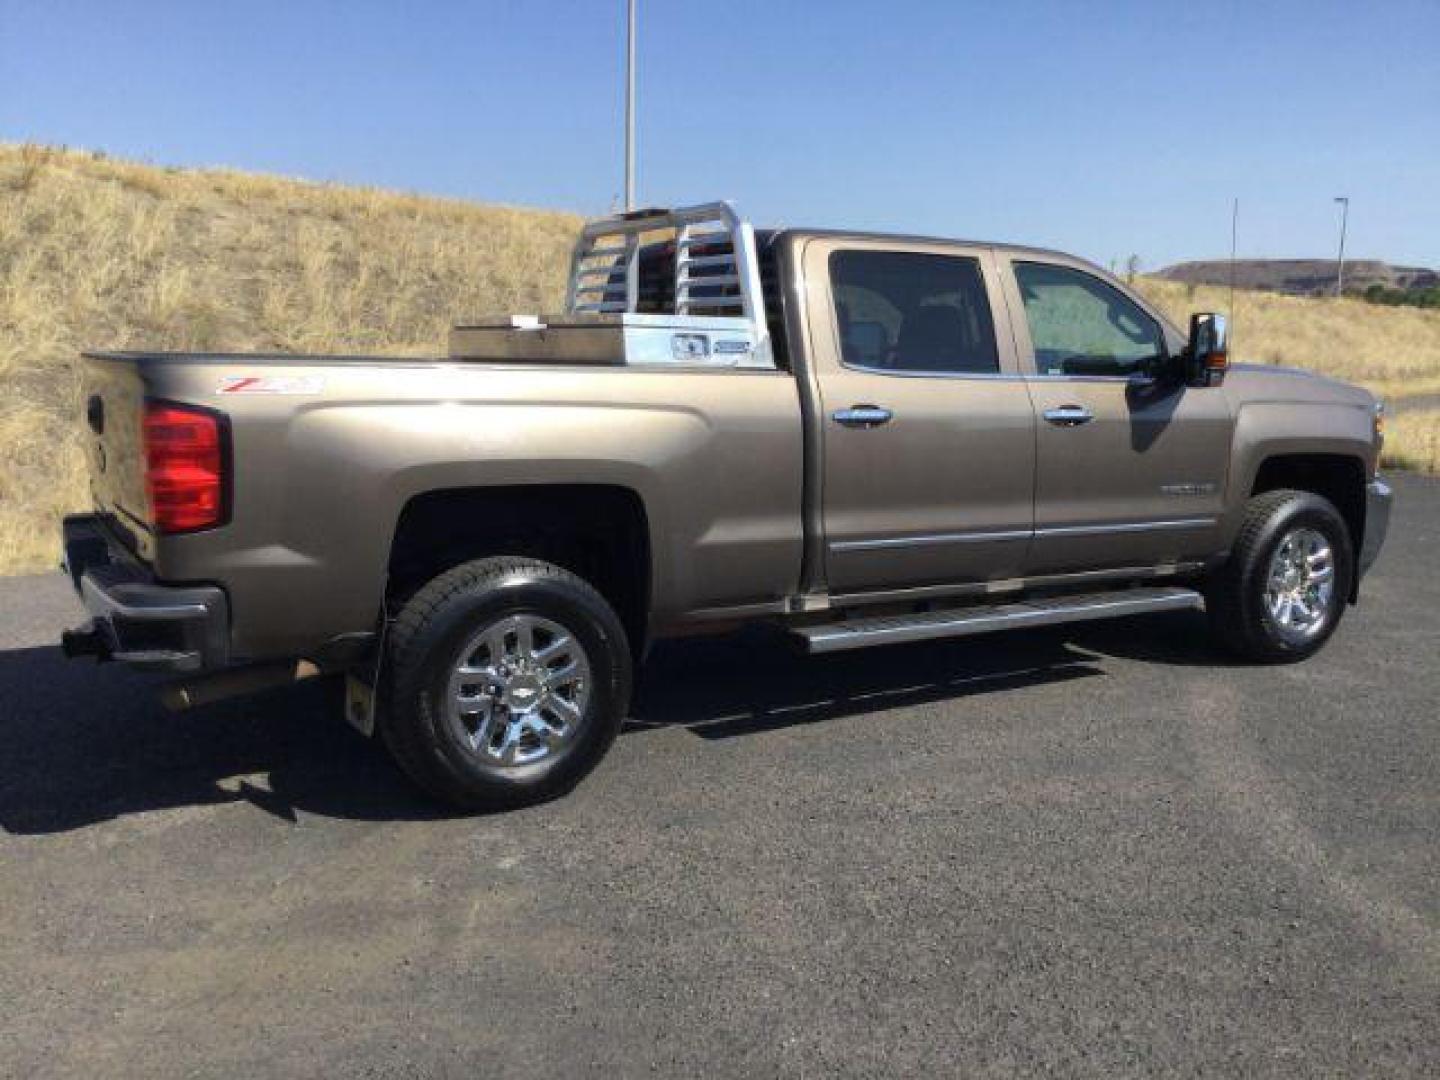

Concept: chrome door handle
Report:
left=1043, top=405, right=1094, bottom=427
left=833, top=405, right=893, bottom=428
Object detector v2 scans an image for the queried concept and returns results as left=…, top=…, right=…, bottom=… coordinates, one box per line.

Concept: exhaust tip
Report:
left=162, top=660, right=318, bottom=712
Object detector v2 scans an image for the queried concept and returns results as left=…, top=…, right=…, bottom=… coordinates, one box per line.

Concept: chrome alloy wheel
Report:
left=445, top=614, right=592, bottom=768
left=1264, top=526, right=1336, bottom=642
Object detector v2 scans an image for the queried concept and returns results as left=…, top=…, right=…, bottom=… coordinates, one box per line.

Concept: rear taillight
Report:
left=143, top=401, right=227, bottom=534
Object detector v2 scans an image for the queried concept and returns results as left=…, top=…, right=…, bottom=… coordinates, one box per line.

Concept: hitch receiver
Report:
left=61, top=621, right=111, bottom=661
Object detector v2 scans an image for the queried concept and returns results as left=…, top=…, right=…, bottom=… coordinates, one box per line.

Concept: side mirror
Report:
left=1185, top=312, right=1229, bottom=387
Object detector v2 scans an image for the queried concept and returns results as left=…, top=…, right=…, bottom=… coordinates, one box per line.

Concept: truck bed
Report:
left=77, top=348, right=807, bottom=660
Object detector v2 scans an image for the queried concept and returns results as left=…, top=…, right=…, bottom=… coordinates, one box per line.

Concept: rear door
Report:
left=998, top=256, right=1233, bottom=574
left=804, top=239, right=1036, bottom=596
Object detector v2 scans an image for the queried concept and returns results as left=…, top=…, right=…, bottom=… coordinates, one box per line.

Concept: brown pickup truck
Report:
left=61, top=202, right=1392, bottom=809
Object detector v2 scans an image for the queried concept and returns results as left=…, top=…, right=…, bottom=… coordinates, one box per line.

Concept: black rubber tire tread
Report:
left=1206, top=488, right=1353, bottom=664
left=380, top=556, right=631, bottom=811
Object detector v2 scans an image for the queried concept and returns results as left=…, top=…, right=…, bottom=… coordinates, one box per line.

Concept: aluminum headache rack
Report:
left=449, top=201, right=774, bottom=370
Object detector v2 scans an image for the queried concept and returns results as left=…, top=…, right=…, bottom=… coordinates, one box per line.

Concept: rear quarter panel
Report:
left=137, top=358, right=804, bottom=659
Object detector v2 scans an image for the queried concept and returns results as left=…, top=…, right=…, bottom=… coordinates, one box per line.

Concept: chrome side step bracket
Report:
left=790, top=586, right=1203, bottom=655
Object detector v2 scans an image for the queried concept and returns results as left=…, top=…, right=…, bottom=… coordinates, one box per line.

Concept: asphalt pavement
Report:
left=2, top=474, right=1436, bottom=1078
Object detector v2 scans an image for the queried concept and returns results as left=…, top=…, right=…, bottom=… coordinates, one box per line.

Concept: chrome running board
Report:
left=791, top=586, right=1203, bottom=655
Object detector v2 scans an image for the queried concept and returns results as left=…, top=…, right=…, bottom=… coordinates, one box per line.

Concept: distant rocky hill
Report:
left=1157, top=259, right=1439, bottom=296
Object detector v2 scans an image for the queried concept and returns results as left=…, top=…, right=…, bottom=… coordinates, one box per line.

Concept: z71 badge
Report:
left=217, top=375, right=324, bottom=395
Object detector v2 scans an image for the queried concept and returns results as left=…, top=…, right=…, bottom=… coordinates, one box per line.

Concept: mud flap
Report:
left=345, top=673, right=377, bottom=737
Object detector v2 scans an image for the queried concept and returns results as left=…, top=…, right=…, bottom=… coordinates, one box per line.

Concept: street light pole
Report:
left=1229, top=196, right=1239, bottom=346
left=1333, top=196, right=1349, bottom=297
left=624, top=0, right=636, bottom=211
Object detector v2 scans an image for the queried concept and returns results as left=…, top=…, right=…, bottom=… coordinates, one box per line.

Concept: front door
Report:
left=806, top=240, right=1037, bottom=596
left=1000, top=257, right=1234, bottom=574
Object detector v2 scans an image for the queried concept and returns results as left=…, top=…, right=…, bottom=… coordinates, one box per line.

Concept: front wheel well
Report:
left=1249, top=453, right=1366, bottom=600
left=386, top=485, right=651, bottom=651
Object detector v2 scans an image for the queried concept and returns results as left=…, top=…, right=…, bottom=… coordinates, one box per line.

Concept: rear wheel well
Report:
left=387, top=485, right=651, bottom=650
left=1249, top=453, right=1366, bottom=599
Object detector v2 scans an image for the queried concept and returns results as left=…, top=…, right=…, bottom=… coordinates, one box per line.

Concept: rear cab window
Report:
left=829, top=251, right=1000, bottom=375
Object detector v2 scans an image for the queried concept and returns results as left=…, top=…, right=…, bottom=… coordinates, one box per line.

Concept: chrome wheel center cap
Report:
left=502, top=672, right=546, bottom=711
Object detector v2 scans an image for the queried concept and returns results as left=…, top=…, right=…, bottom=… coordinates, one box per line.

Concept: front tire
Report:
left=1205, top=489, right=1353, bottom=663
left=381, top=557, right=632, bottom=811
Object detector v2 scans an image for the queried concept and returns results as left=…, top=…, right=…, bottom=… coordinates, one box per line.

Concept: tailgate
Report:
left=80, top=354, right=154, bottom=561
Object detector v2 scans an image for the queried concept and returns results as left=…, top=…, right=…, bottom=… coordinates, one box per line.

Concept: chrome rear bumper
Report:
left=61, top=515, right=229, bottom=672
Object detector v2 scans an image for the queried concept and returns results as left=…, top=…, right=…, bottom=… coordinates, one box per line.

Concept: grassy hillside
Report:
left=1, top=143, right=1436, bottom=574
left=1134, top=277, right=1440, bottom=473
left=1133, top=277, right=1440, bottom=402
left=1, top=144, right=580, bottom=574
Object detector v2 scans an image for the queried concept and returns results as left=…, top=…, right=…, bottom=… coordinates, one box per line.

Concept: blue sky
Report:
left=3, top=0, right=1437, bottom=269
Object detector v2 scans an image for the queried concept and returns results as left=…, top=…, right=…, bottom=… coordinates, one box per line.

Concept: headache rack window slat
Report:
left=553, top=200, right=773, bottom=368
left=676, top=279, right=743, bottom=292
left=679, top=254, right=735, bottom=269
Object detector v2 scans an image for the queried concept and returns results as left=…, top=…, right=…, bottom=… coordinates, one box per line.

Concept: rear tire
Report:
left=1205, top=489, right=1353, bottom=663
left=381, top=557, right=632, bottom=811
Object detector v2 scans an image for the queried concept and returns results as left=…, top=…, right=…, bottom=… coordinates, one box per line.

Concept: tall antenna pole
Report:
left=624, top=0, right=637, bottom=211
left=1333, top=196, right=1349, bottom=297
left=1229, top=197, right=1238, bottom=347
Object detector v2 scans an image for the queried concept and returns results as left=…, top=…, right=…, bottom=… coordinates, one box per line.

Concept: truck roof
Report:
left=757, top=227, right=1086, bottom=267
left=610, top=205, right=1075, bottom=263
left=753, top=226, right=1178, bottom=342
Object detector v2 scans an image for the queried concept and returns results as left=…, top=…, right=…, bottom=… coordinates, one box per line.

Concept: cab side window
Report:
left=1013, top=262, right=1165, bottom=378
left=830, top=251, right=999, bottom=375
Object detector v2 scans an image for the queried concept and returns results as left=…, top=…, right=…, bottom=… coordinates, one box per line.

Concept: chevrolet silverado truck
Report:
left=61, top=202, right=1392, bottom=809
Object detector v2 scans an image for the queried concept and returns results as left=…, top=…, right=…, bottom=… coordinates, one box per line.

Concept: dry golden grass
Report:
left=1134, top=278, right=1440, bottom=401
left=0, top=143, right=579, bottom=573
left=0, top=144, right=1435, bottom=575
left=1134, top=278, right=1440, bottom=473
left=1380, top=410, right=1440, bottom=473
